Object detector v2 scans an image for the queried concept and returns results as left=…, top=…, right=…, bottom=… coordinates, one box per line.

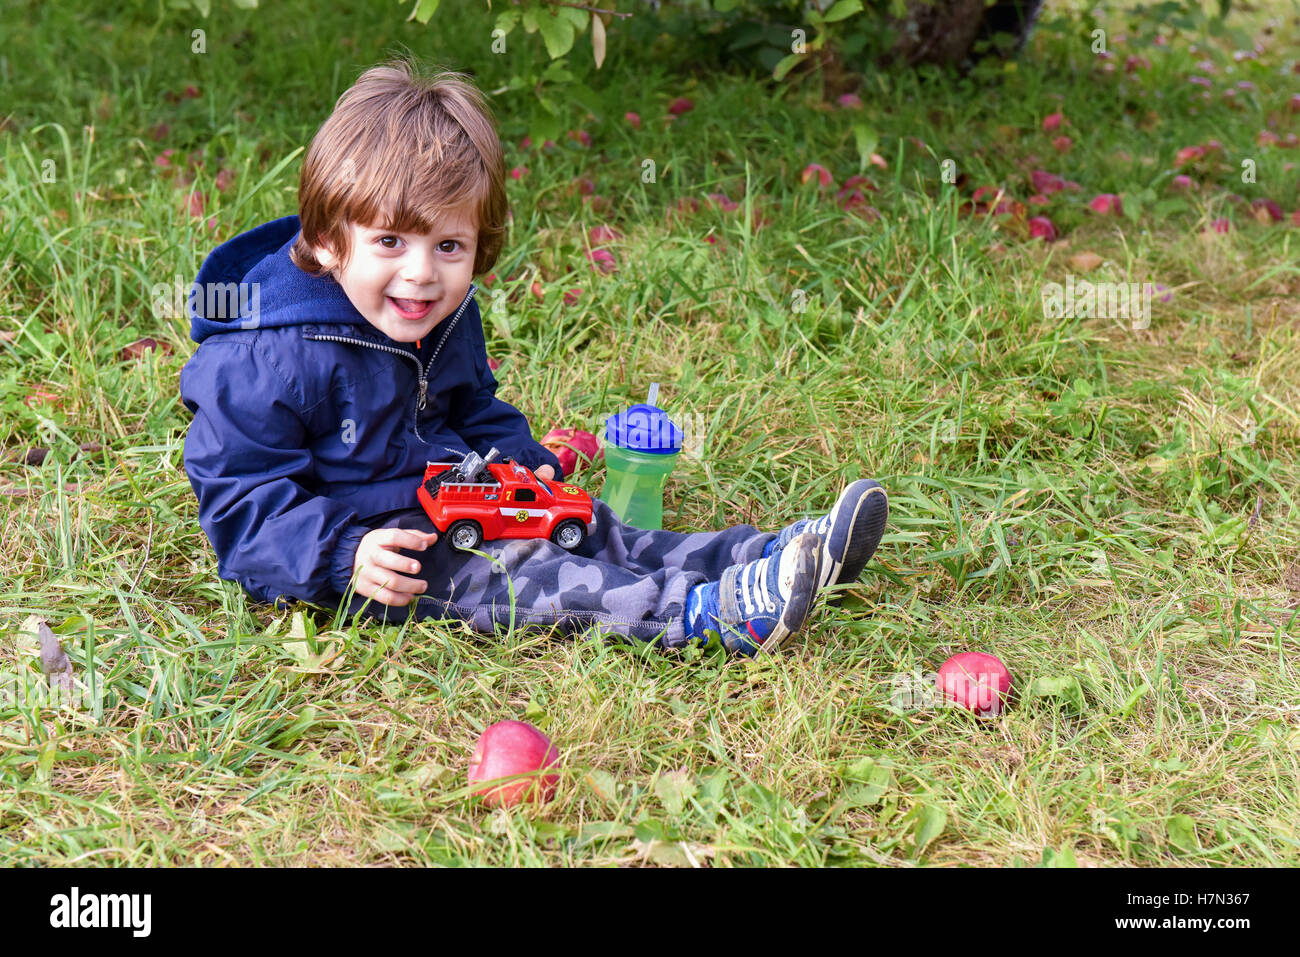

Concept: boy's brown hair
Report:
left=290, top=58, right=507, bottom=278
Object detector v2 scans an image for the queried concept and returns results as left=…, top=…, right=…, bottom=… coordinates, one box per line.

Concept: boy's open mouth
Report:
left=387, top=296, right=436, bottom=320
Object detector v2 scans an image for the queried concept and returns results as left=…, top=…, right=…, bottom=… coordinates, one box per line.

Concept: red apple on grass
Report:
left=468, top=720, right=560, bottom=808
left=540, top=428, right=602, bottom=477
left=936, top=652, right=1012, bottom=717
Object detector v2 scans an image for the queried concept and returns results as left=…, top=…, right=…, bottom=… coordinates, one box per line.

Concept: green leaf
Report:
left=556, top=5, right=588, bottom=32
left=399, top=761, right=455, bottom=790
left=654, top=769, right=697, bottom=816
left=1167, top=814, right=1200, bottom=853
left=634, top=819, right=668, bottom=843
left=911, top=804, right=947, bottom=854
left=1039, top=846, right=1078, bottom=867
left=414, top=0, right=439, bottom=24
left=535, top=9, right=576, bottom=59
left=272, top=705, right=318, bottom=748
left=531, top=820, right=570, bottom=844
left=824, top=0, right=864, bottom=23
left=494, top=9, right=520, bottom=33
left=583, top=768, right=618, bottom=805
left=852, top=124, right=879, bottom=173
left=576, top=821, right=634, bottom=848
left=841, top=756, right=893, bottom=807
left=714, top=0, right=740, bottom=11
left=36, top=738, right=57, bottom=783
left=772, top=52, right=804, bottom=81
left=1026, top=674, right=1086, bottom=711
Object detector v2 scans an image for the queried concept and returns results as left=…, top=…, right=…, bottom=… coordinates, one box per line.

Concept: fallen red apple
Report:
left=1088, top=193, right=1123, bottom=215
left=1028, top=216, right=1057, bottom=242
left=540, top=428, right=602, bottom=477
left=589, top=225, right=622, bottom=245
left=586, top=248, right=617, bottom=273
left=801, top=163, right=833, bottom=188
left=1251, top=198, right=1283, bottom=223
left=1030, top=170, right=1064, bottom=195
left=936, top=652, right=1012, bottom=717
left=468, top=720, right=560, bottom=808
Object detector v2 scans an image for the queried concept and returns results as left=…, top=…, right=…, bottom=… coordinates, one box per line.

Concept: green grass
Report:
left=1, top=0, right=1298, bottom=866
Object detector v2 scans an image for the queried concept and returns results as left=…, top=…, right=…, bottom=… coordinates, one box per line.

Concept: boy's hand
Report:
left=535, top=465, right=556, bottom=482
left=352, top=527, right=438, bottom=607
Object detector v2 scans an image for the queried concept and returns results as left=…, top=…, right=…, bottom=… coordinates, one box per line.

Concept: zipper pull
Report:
left=418, top=377, right=428, bottom=410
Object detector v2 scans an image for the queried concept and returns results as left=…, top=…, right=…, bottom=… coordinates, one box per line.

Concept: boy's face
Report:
left=312, top=206, right=478, bottom=343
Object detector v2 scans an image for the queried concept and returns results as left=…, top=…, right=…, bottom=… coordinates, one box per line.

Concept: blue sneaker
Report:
left=765, top=480, right=888, bottom=602
left=683, top=532, right=822, bottom=657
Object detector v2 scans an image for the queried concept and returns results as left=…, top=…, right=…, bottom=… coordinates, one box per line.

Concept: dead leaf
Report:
left=120, top=337, right=172, bottom=361
left=1068, top=251, right=1104, bottom=272
left=0, top=482, right=79, bottom=497
left=10, top=448, right=49, bottom=466
left=629, top=838, right=715, bottom=867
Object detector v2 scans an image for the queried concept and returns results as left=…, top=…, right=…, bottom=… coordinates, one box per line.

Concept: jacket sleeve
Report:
left=179, top=339, right=372, bottom=605
left=448, top=303, right=565, bottom=479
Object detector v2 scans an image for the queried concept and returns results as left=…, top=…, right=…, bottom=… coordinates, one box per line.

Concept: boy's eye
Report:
left=438, top=240, right=461, bottom=254
left=378, top=235, right=401, bottom=249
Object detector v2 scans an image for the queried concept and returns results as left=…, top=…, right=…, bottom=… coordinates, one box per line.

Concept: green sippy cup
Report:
left=601, top=383, right=684, bottom=530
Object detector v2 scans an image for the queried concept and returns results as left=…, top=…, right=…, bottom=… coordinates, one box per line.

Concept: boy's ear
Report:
left=313, top=242, right=338, bottom=270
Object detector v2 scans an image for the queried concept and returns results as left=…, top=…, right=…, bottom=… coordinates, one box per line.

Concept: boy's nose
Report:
left=401, top=249, right=437, bottom=285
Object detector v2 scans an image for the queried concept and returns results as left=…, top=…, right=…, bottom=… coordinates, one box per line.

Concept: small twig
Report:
left=551, top=1, right=632, bottom=17
left=129, top=512, right=156, bottom=593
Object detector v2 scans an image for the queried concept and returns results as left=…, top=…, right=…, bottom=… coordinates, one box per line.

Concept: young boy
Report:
left=179, top=59, right=889, bottom=656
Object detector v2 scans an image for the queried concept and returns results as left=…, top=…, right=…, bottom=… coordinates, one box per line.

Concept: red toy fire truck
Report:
left=417, top=447, right=595, bottom=553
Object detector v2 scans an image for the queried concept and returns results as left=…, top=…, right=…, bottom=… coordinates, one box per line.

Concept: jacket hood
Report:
left=188, top=215, right=369, bottom=343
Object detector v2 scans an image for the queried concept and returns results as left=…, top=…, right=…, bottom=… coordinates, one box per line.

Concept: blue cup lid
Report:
left=605, top=403, right=683, bottom=454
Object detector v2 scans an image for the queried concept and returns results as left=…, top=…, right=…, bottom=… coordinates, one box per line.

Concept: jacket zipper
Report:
left=302, top=284, right=477, bottom=442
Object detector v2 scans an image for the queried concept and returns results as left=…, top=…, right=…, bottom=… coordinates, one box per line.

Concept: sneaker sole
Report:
left=757, top=532, right=822, bottom=655
left=823, top=481, right=889, bottom=603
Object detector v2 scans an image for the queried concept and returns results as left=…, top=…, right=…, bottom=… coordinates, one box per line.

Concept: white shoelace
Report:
left=737, top=556, right=778, bottom=618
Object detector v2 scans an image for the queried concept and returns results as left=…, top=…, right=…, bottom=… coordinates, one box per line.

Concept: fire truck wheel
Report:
left=448, top=520, right=483, bottom=552
left=551, top=519, right=586, bottom=551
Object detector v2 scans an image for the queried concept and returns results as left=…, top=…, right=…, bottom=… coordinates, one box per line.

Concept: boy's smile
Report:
left=311, top=207, right=478, bottom=343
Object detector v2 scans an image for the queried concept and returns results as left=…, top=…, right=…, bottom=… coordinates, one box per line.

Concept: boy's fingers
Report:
left=379, top=528, right=437, bottom=551
left=360, top=567, right=426, bottom=596
left=367, top=549, right=425, bottom=577
left=368, top=586, right=412, bottom=608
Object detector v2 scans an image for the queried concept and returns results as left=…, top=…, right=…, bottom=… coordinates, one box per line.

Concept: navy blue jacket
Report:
left=179, top=215, right=562, bottom=606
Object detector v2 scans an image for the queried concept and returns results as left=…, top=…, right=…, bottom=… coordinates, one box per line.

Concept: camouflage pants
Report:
left=342, top=497, right=776, bottom=648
